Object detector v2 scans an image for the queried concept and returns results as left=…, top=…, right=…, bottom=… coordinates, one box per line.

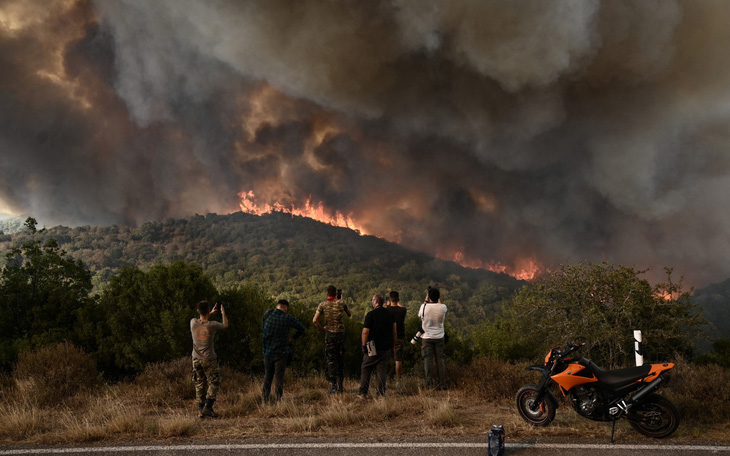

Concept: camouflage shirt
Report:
left=316, top=299, right=348, bottom=333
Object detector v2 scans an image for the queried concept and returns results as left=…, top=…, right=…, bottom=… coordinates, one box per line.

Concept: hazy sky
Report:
left=2, top=0, right=730, bottom=286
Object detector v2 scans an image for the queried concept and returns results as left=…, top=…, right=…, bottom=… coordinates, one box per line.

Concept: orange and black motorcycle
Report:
left=516, top=343, right=679, bottom=440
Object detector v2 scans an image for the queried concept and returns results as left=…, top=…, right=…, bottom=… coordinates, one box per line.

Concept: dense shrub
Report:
left=12, top=342, right=99, bottom=406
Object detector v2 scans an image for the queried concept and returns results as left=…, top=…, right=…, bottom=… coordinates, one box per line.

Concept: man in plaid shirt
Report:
left=262, top=299, right=305, bottom=403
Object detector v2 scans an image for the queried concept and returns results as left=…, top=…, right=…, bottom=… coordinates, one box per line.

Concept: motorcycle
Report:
left=516, top=343, right=680, bottom=441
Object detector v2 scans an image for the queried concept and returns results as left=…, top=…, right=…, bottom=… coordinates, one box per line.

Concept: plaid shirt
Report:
left=262, top=308, right=305, bottom=356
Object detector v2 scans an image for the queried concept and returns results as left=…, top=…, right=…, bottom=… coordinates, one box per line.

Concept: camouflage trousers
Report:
left=325, top=332, right=346, bottom=383
left=192, top=358, right=221, bottom=403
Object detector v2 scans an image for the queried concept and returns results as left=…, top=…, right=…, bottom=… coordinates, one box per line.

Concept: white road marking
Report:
left=1, top=442, right=729, bottom=454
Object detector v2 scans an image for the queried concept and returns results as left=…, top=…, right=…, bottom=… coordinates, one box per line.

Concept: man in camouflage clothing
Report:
left=313, top=285, right=352, bottom=393
left=191, top=300, right=228, bottom=418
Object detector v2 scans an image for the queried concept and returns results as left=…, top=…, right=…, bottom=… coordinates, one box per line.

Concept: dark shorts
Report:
left=393, top=338, right=404, bottom=362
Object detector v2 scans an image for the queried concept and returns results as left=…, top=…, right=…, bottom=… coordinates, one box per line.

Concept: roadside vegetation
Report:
left=1, top=216, right=729, bottom=445
left=0, top=347, right=729, bottom=445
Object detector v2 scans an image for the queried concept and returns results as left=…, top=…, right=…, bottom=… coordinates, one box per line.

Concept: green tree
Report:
left=93, top=261, right=217, bottom=375
left=478, top=262, right=706, bottom=367
left=0, top=218, right=94, bottom=370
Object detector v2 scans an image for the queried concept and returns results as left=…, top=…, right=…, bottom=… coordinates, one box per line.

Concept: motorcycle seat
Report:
left=590, top=362, right=652, bottom=388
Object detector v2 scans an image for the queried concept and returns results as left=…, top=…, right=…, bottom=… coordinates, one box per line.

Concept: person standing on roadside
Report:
left=419, top=286, right=448, bottom=390
left=386, top=291, right=407, bottom=387
left=262, top=299, right=305, bottom=403
left=313, top=285, right=352, bottom=393
left=358, top=294, right=396, bottom=399
left=191, top=300, right=228, bottom=418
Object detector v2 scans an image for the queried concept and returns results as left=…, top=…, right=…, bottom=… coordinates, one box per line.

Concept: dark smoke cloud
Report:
left=2, top=0, right=730, bottom=287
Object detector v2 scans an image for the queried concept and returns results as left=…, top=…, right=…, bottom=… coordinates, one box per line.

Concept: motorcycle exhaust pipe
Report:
left=629, top=375, right=664, bottom=404
left=610, top=375, right=666, bottom=417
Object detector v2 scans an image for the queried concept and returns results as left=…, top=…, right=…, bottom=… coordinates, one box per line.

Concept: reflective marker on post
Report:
left=634, top=330, right=643, bottom=366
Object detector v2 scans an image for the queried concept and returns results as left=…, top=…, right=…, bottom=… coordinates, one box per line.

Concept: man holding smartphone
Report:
left=191, top=300, right=228, bottom=418
left=313, top=285, right=352, bottom=394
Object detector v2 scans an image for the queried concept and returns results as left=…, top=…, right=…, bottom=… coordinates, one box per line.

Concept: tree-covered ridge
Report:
left=693, top=278, right=730, bottom=338
left=0, top=212, right=523, bottom=327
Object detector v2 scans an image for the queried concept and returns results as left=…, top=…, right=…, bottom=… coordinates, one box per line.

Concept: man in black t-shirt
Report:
left=386, top=291, right=407, bottom=387
left=358, top=294, right=396, bottom=398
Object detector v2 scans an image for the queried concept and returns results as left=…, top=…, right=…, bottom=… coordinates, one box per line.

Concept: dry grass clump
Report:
left=11, top=342, right=99, bottom=407
left=367, top=396, right=405, bottom=419
left=156, top=411, right=197, bottom=438
left=133, top=357, right=195, bottom=406
left=57, top=411, right=107, bottom=443
left=0, top=402, right=47, bottom=440
left=318, top=398, right=360, bottom=427
left=420, top=396, right=462, bottom=428
left=455, top=357, right=530, bottom=400
left=85, top=392, right=145, bottom=434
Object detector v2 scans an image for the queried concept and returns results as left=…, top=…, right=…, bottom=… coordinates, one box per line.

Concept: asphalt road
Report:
left=2, top=440, right=730, bottom=456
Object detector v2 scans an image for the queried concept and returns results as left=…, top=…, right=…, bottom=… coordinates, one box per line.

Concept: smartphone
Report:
left=336, top=289, right=342, bottom=299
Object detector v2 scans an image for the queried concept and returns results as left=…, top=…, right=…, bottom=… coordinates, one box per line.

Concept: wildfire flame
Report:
left=448, top=251, right=541, bottom=281
left=239, top=190, right=367, bottom=234
left=238, top=190, right=540, bottom=281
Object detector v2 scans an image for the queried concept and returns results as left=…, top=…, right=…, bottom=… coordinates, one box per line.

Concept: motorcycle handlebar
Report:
left=565, top=342, right=585, bottom=354
left=557, top=342, right=585, bottom=358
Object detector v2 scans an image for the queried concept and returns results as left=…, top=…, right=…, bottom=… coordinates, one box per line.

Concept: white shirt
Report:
left=418, top=302, right=447, bottom=339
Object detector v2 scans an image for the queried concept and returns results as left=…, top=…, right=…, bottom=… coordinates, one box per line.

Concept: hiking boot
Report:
left=201, top=399, right=219, bottom=418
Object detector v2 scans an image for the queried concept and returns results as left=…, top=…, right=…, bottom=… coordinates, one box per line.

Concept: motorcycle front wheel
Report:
left=516, top=384, right=556, bottom=426
left=628, top=393, right=680, bottom=438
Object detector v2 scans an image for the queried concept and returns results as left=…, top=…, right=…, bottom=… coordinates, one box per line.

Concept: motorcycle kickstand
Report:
left=610, top=419, right=617, bottom=443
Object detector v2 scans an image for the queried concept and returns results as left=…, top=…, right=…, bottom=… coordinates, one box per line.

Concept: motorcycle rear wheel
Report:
left=628, top=393, right=680, bottom=438
left=516, top=384, right=556, bottom=426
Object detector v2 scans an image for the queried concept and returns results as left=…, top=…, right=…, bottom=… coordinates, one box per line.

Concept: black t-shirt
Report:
left=363, top=306, right=395, bottom=351
left=387, top=306, right=407, bottom=339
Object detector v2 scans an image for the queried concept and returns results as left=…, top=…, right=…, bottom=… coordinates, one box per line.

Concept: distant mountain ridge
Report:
left=0, top=212, right=524, bottom=327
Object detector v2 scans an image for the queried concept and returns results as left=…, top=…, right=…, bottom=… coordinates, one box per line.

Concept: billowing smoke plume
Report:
left=2, top=0, right=730, bottom=286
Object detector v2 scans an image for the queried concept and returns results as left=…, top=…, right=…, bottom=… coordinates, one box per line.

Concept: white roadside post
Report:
left=634, top=330, right=643, bottom=366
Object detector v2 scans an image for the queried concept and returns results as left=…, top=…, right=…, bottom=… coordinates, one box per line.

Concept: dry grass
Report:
left=0, top=356, right=728, bottom=445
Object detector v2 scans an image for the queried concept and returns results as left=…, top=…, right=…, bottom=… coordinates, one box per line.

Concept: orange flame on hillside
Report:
left=239, top=190, right=541, bottom=281
left=449, top=251, right=541, bottom=281
left=239, top=190, right=368, bottom=234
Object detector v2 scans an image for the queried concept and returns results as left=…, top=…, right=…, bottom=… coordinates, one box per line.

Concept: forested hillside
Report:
left=693, top=279, right=730, bottom=338
left=0, top=212, right=523, bottom=328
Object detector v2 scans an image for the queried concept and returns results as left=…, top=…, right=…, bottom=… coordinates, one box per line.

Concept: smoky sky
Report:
left=2, top=0, right=730, bottom=287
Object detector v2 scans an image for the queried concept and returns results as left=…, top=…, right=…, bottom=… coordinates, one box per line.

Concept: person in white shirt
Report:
left=418, top=286, right=447, bottom=389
